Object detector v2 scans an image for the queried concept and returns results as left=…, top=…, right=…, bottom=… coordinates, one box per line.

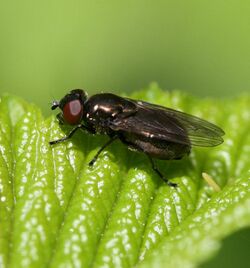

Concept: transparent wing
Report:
left=111, top=98, right=224, bottom=147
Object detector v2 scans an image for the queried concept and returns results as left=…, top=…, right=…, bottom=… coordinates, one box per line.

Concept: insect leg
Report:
left=49, top=124, right=90, bottom=145
left=56, top=113, right=64, bottom=125
left=147, top=156, right=177, bottom=187
left=89, top=136, right=118, bottom=166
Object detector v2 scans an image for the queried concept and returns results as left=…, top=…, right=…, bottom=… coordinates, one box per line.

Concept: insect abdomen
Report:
left=119, top=133, right=191, bottom=160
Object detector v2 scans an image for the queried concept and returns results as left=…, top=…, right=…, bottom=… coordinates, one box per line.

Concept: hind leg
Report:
left=147, top=156, right=177, bottom=187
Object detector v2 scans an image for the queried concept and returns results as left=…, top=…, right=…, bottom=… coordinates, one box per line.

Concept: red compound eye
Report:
left=63, top=99, right=83, bottom=125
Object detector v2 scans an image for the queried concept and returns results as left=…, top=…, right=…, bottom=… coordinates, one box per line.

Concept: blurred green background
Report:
left=0, top=0, right=250, bottom=114
left=0, top=1, right=249, bottom=267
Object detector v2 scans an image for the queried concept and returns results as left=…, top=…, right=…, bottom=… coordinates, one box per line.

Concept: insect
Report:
left=50, top=89, right=225, bottom=187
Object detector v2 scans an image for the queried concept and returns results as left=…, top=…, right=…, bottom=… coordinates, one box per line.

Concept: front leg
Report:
left=56, top=113, right=64, bottom=125
left=49, top=124, right=95, bottom=145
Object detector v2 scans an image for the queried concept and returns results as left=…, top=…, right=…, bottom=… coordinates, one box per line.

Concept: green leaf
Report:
left=0, top=85, right=249, bottom=268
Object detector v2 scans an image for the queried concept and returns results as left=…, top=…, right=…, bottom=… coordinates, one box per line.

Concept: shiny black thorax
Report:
left=83, top=93, right=190, bottom=160
left=83, top=93, right=136, bottom=134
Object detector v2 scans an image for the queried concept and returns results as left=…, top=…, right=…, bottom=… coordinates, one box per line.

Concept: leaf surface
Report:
left=0, top=86, right=249, bottom=268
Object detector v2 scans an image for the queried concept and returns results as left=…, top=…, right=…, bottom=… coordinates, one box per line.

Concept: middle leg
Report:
left=89, top=136, right=118, bottom=166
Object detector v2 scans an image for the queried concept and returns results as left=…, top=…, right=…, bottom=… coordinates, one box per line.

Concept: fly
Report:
left=50, top=89, right=225, bottom=187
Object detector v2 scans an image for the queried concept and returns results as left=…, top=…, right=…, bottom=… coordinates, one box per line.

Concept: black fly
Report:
left=50, top=89, right=225, bottom=187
